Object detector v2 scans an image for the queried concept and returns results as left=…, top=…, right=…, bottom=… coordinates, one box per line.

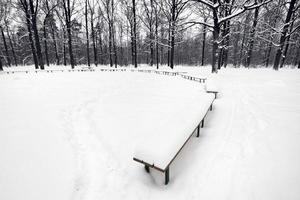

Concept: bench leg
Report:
left=144, top=165, right=150, bottom=173
left=210, top=104, right=213, bottom=111
left=165, top=167, right=169, bottom=185
left=197, top=124, right=200, bottom=137
left=201, top=119, right=204, bottom=128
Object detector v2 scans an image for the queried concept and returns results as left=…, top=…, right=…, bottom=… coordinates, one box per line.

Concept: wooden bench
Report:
left=205, top=79, right=219, bottom=99
left=180, top=74, right=207, bottom=83
left=135, top=69, right=178, bottom=76
left=133, top=94, right=215, bottom=185
left=206, top=90, right=218, bottom=99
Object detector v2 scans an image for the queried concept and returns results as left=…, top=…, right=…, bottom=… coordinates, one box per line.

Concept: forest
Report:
left=0, top=0, right=299, bottom=72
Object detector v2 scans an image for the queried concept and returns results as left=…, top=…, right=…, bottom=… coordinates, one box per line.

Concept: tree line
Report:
left=0, top=0, right=299, bottom=72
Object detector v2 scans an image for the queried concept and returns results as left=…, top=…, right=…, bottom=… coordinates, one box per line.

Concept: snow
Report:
left=1, top=66, right=300, bottom=200
left=134, top=90, right=214, bottom=170
left=205, top=73, right=219, bottom=92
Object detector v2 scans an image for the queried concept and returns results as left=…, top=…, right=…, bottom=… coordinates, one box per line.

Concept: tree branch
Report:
left=218, top=0, right=274, bottom=24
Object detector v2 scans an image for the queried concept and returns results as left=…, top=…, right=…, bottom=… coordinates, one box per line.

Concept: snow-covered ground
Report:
left=0, top=66, right=300, bottom=200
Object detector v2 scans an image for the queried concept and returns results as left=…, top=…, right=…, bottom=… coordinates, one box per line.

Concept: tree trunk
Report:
left=132, top=0, right=138, bottom=68
left=91, top=12, right=98, bottom=66
left=217, top=47, right=223, bottom=69
left=273, top=0, right=296, bottom=70
left=112, top=27, right=118, bottom=68
left=222, top=0, right=232, bottom=68
left=111, top=0, right=118, bottom=68
left=155, top=3, right=159, bottom=69
left=212, top=29, right=219, bottom=72
left=167, top=20, right=171, bottom=67
left=119, top=24, right=124, bottom=66
left=23, top=1, right=38, bottom=69
left=170, top=0, right=176, bottom=69
left=149, top=0, right=154, bottom=67
left=29, top=0, right=44, bottom=70
left=111, top=0, right=117, bottom=68
left=85, top=0, right=90, bottom=66
left=160, top=24, right=164, bottom=65
left=245, top=6, right=260, bottom=68
left=108, top=13, right=113, bottom=67
left=130, top=23, right=135, bottom=66
left=294, top=42, right=300, bottom=66
left=43, top=22, right=50, bottom=66
left=51, top=26, right=59, bottom=65
left=63, top=0, right=75, bottom=68
left=5, top=24, right=17, bottom=66
left=0, top=54, right=3, bottom=70
left=264, top=41, right=272, bottom=67
left=149, top=31, right=154, bottom=66
left=0, top=49, right=3, bottom=70
left=0, top=27, right=11, bottom=66
left=98, top=31, right=103, bottom=64
left=280, top=18, right=294, bottom=68
left=218, top=5, right=225, bottom=69
left=238, top=13, right=251, bottom=67
left=112, top=26, right=118, bottom=68
left=233, top=23, right=240, bottom=67
left=63, top=29, right=67, bottom=66
left=67, top=13, right=75, bottom=67
left=201, top=21, right=207, bottom=66
left=264, top=17, right=277, bottom=67
left=222, top=21, right=230, bottom=68
left=211, top=1, right=220, bottom=73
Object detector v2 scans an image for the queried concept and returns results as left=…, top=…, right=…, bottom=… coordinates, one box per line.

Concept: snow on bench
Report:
left=133, top=92, right=215, bottom=184
left=205, top=74, right=219, bottom=99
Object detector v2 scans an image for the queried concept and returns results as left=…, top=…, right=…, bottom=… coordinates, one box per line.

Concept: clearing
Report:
left=0, top=66, right=300, bottom=200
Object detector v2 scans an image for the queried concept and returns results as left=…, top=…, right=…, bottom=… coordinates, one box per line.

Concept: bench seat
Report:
left=133, top=92, right=215, bottom=184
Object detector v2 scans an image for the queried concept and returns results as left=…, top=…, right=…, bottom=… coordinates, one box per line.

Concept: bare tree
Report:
left=193, top=3, right=210, bottom=66
left=28, top=0, right=44, bottom=69
left=18, top=0, right=39, bottom=69
left=85, top=0, right=90, bottom=66
left=96, top=7, right=105, bottom=65
left=61, top=0, right=76, bottom=68
left=141, top=0, right=155, bottom=66
left=154, top=0, right=160, bottom=69
left=120, top=0, right=138, bottom=67
left=0, top=26, right=11, bottom=67
left=5, top=22, right=17, bottom=66
left=245, top=1, right=261, bottom=68
left=161, top=0, right=189, bottom=69
left=132, top=0, right=138, bottom=68
left=88, top=0, right=98, bottom=66
left=101, top=0, right=117, bottom=67
left=0, top=0, right=18, bottom=67
left=273, top=0, right=298, bottom=70
left=191, top=0, right=273, bottom=73
left=41, top=0, right=58, bottom=66
left=0, top=0, right=12, bottom=67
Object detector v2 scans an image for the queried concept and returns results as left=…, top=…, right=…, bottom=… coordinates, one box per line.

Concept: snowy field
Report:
left=0, top=66, right=300, bottom=200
